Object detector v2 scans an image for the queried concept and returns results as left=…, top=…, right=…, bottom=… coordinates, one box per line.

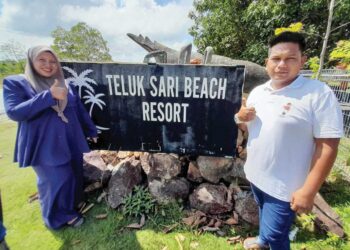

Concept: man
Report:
left=234, top=31, right=343, bottom=250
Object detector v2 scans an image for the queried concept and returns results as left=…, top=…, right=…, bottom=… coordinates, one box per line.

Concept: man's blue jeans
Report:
left=251, top=184, right=296, bottom=250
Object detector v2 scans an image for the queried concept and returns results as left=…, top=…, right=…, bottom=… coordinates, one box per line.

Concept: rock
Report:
left=99, top=150, right=119, bottom=166
left=83, top=151, right=111, bottom=184
left=223, top=158, right=247, bottom=183
left=140, top=153, right=181, bottom=180
left=117, top=151, right=134, bottom=159
left=187, top=161, right=203, bottom=183
left=197, top=156, right=233, bottom=183
left=234, top=191, right=259, bottom=226
left=148, top=177, right=190, bottom=204
left=189, top=183, right=233, bottom=214
left=133, top=151, right=143, bottom=159
left=107, top=157, right=143, bottom=208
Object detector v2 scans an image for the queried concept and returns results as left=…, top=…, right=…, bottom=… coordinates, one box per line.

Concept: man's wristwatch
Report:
left=234, top=113, right=244, bottom=124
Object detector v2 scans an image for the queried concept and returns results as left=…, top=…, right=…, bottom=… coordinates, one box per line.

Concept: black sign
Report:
left=62, top=62, right=244, bottom=157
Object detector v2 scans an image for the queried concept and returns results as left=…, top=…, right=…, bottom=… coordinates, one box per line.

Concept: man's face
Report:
left=266, top=42, right=307, bottom=87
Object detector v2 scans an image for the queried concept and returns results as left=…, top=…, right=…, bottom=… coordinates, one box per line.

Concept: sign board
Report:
left=62, top=62, right=244, bottom=157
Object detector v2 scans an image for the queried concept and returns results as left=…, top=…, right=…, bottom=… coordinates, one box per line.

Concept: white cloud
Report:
left=0, top=0, right=195, bottom=62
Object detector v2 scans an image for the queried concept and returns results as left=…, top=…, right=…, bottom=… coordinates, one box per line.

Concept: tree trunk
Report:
left=316, top=0, right=336, bottom=80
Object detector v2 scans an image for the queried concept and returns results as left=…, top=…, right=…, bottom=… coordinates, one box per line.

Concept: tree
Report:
left=316, top=0, right=335, bottom=79
left=189, top=0, right=350, bottom=65
left=329, top=40, right=350, bottom=69
left=0, top=40, right=26, bottom=79
left=51, top=22, right=112, bottom=62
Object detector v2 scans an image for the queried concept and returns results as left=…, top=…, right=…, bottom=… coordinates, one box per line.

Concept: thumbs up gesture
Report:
left=236, top=97, right=256, bottom=122
left=50, top=79, right=68, bottom=100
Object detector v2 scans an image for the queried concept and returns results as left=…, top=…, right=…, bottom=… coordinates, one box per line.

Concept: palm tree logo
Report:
left=63, top=67, right=98, bottom=97
left=83, top=90, right=106, bottom=116
left=83, top=90, right=110, bottom=132
left=63, top=66, right=110, bottom=132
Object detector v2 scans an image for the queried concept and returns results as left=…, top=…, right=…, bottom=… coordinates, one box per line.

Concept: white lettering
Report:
left=113, top=75, right=122, bottom=95
left=209, top=78, right=218, bottom=99
left=184, top=77, right=192, bottom=98
left=149, top=76, right=158, bottom=97
left=142, top=102, right=189, bottom=122
left=157, top=102, right=165, bottom=122
left=218, top=78, right=227, bottom=99
left=167, top=77, right=175, bottom=97
left=182, top=103, right=189, bottom=122
left=158, top=77, right=166, bottom=97
left=150, top=102, right=157, bottom=121
left=128, top=75, right=136, bottom=96
left=137, top=76, right=145, bottom=96
left=106, top=75, right=113, bottom=95
left=142, top=102, right=150, bottom=121
left=192, top=77, right=200, bottom=98
left=200, top=77, right=208, bottom=98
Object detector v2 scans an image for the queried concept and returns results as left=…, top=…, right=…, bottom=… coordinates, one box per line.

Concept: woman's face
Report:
left=33, top=51, right=58, bottom=77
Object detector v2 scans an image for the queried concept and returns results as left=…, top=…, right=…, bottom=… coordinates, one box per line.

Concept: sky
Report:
left=0, top=0, right=195, bottom=62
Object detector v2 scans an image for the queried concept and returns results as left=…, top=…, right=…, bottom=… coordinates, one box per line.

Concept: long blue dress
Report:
left=3, top=75, right=97, bottom=229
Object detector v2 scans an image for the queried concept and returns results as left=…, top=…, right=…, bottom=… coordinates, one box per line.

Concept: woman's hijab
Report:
left=24, top=45, right=68, bottom=123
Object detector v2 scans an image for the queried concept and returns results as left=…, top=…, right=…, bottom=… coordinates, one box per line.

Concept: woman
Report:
left=3, top=45, right=97, bottom=229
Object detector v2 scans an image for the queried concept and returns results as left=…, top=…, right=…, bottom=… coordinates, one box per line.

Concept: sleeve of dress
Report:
left=72, top=86, right=98, bottom=137
left=3, top=77, right=56, bottom=122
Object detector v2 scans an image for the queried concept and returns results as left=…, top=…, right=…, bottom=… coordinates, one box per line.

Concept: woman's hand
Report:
left=87, top=137, right=98, bottom=143
left=50, top=79, right=67, bottom=100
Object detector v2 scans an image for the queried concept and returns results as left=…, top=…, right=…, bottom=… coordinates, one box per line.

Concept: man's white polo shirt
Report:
left=244, top=75, right=343, bottom=202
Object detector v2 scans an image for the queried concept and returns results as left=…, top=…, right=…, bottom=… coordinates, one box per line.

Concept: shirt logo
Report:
left=281, top=102, right=292, bottom=115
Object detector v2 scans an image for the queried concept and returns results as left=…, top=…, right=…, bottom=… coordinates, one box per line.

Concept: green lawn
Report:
left=0, top=118, right=350, bottom=250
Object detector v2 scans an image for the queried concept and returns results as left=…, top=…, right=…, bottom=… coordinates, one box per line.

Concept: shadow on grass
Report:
left=49, top=192, right=142, bottom=250
left=320, top=174, right=350, bottom=208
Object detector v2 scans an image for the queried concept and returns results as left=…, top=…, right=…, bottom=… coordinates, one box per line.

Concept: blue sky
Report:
left=0, top=0, right=194, bottom=62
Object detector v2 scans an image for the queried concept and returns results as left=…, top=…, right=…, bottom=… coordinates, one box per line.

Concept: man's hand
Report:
left=50, top=79, right=68, bottom=100
left=290, top=188, right=314, bottom=214
left=291, top=138, right=340, bottom=214
left=236, top=97, right=256, bottom=122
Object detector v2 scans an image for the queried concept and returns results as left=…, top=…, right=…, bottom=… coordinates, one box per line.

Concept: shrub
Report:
left=122, top=186, right=156, bottom=217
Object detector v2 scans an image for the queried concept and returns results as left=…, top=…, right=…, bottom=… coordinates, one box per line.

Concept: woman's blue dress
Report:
left=3, top=75, right=97, bottom=229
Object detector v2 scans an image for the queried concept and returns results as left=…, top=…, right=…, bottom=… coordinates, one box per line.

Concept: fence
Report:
left=301, top=69, right=350, bottom=180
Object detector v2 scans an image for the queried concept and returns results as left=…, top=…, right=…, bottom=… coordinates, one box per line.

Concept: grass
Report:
left=1, top=117, right=350, bottom=250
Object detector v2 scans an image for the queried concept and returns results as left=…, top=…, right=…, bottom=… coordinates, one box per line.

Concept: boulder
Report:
left=107, top=157, right=143, bottom=208
left=99, top=150, right=119, bottom=166
left=187, top=161, right=203, bottom=183
left=234, top=191, right=259, bottom=226
left=197, top=156, right=233, bottom=183
left=140, top=153, right=181, bottom=180
left=223, top=158, right=247, bottom=183
left=148, top=177, right=190, bottom=204
left=189, top=183, right=233, bottom=214
left=83, top=150, right=111, bottom=184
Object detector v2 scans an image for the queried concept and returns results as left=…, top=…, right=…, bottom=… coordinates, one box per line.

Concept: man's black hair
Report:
left=269, top=31, right=306, bottom=53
